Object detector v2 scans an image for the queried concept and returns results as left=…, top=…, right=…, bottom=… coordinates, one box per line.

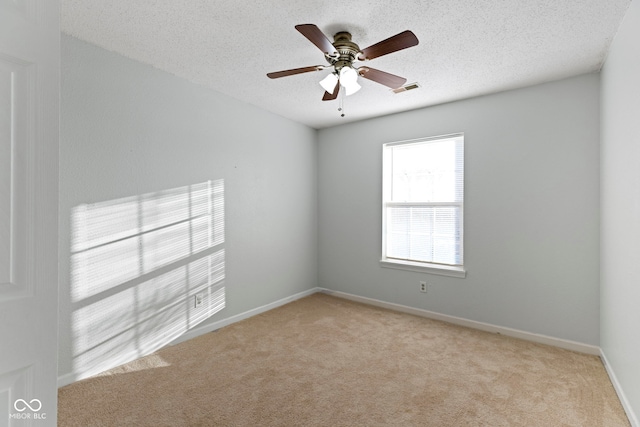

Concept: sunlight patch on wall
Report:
left=70, top=180, right=225, bottom=378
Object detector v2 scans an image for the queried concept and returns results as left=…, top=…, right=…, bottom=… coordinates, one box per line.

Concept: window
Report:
left=381, top=134, right=465, bottom=278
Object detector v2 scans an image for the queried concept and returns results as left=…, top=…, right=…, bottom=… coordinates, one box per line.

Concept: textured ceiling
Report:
left=61, top=0, right=630, bottom=129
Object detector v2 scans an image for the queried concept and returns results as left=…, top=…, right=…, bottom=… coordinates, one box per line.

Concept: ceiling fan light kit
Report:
left=267, top=24, right=419, bottom=116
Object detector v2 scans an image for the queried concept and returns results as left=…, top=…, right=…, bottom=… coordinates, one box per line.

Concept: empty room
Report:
left=1, top=0, right=639, bottom=425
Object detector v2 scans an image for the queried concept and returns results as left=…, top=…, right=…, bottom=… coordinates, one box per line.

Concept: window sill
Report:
left=379, top=259, right=466, bottom=278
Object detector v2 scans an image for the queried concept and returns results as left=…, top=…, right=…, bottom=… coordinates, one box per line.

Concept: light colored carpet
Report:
left=58, top=293, right=629, bottom=426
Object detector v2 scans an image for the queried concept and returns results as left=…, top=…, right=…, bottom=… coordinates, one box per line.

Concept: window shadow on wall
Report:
left=69, top=180, right=225, bottom=378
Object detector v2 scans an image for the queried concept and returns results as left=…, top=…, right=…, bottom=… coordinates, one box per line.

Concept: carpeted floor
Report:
left=58, top=293, right=630, bottom=426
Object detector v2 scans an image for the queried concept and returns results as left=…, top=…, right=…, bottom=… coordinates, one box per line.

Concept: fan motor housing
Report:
left=325, top=32, right=360, bottom=71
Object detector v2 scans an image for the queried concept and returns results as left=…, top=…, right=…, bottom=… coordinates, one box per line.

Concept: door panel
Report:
left=0, top=1, right=60, bottom=425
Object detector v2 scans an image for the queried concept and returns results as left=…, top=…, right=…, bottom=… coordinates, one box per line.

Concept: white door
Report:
left=0, top=0, right=60, bottom=426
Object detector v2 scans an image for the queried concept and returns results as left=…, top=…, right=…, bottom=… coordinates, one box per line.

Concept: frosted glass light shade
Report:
left=344, top=81, right=361, bottom=96
left=319, top=73, right=339, bottom=92
left=339, top=67, right=361, bottom=96
left=339, top=66, right=357, bottom=83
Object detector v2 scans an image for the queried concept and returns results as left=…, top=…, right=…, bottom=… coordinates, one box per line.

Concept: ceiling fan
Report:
left=267, top=24, right=419, bottom=101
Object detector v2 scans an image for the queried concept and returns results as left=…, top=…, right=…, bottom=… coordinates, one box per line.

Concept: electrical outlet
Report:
left=194, top=292, right=204, bottom=308
left=420, top=281, right=427, bottom=293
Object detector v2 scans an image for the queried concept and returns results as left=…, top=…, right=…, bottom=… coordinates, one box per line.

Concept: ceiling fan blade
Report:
left=322, top=81, right=340, bottom=101
left=295, top=24, right=338, bottom=56
left=358, top=67, right=407, bottom=89
left=358, top=30, right=419, bottom=61
left=267, top=66, right=321, bottom=79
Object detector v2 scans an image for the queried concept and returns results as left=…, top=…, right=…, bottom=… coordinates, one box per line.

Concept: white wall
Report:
left=601, top=0, right=640, bottom=422
left=59, top=35, right=318, bottom=381
left=318, top=74, right=601, bottom=345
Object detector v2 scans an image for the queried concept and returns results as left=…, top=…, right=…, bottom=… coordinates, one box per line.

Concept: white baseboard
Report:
left=57, top=286, right=610, bottom=391
left=600, top=349, right=639, bottom=427
left=169, top=287, right=319, bottom=346
left=58, top=372, right=77, bottom=388
left=319, top=288, right=601, bottom=355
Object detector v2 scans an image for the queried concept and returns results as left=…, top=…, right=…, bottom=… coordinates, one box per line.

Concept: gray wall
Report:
left=318, top=74, right=601, bottom=345
left=59, top=35, right=318, bottom=380
left=601, top=0, right=640, bottom=421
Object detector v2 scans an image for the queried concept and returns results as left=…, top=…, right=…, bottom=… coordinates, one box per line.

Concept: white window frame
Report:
left=380, top=133, right=466, bottom=278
